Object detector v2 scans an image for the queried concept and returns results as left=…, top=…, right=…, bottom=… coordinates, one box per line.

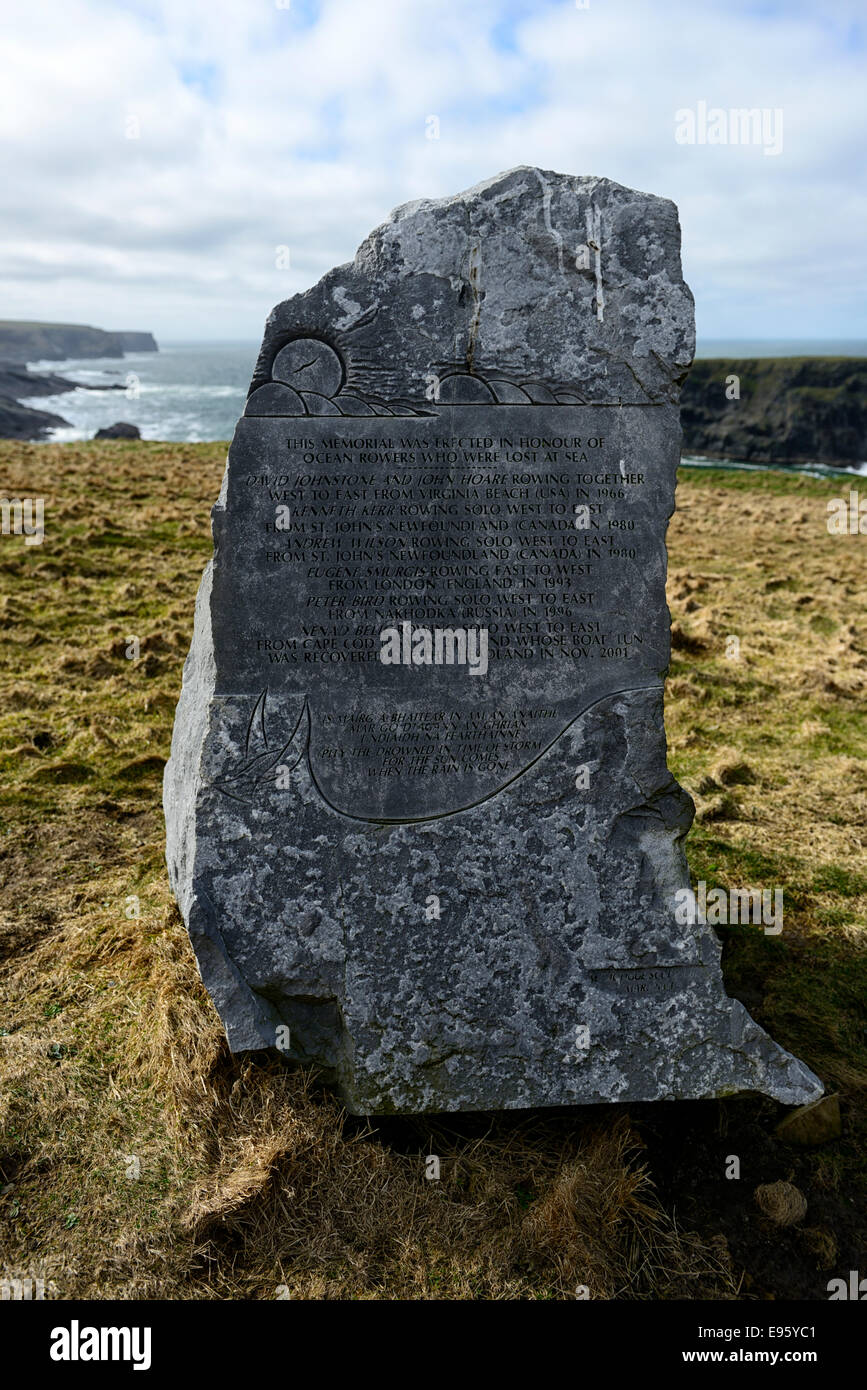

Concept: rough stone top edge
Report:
left=386, top=164, right=677, bottom=223
left=256, top=165, right=694, bottom=402
left=263, top=165, right=687, bottom=331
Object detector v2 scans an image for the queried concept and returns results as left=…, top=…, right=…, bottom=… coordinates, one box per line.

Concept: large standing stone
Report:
left=164, top=167, right=823, bottom=1113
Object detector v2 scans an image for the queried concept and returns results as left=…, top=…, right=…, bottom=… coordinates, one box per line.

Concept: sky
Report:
left=0, top=0, right=865, bottom=343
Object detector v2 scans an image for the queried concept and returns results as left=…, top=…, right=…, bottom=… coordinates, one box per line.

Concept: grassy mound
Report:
left=0, top=442, right=864, bottom=1299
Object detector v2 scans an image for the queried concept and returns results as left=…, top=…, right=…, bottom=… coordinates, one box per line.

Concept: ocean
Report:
left=20, top=338, right=867, bottom=477
left=24, top=341, right=258, bottom=445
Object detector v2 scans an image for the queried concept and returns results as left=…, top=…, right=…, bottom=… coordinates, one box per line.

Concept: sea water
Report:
left=20, top=340, right=258, bottom=444
left=17, top=338, right=867, bottom=478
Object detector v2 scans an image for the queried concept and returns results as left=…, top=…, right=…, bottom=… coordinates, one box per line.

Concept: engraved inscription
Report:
left=588, top=967, right=708, bottom=997
left=212, top=400, right=678, bottom=820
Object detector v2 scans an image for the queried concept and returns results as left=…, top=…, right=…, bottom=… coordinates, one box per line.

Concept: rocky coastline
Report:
left=0, top=321, right=157, bottom=440
left=681, top=357, right=867, bottom=469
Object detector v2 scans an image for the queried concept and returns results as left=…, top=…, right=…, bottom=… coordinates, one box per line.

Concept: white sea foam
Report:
left=680, top=454, right=861, bottom=481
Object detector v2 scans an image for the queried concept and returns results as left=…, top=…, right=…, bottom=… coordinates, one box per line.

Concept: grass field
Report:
left=1, top=442, right=865, bottom=1299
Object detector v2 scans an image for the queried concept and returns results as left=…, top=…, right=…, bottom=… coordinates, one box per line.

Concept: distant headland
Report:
left=0, top=320, right=158, bottom=361
left=0, top=320, right=158, bottom=439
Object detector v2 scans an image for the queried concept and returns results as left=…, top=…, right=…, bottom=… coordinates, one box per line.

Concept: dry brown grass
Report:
left=0, top=442, right=864, bottom=1300
left=666, top=476, right=867, bottom=878
left=2, top=884, right=735, bottom=1299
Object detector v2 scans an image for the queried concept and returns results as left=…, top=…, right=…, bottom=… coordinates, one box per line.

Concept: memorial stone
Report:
left=164, top=167, right=823, bottom=1113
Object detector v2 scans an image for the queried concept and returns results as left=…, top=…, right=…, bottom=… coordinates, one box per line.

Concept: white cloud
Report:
left=0, top=0, right=864, bottom=339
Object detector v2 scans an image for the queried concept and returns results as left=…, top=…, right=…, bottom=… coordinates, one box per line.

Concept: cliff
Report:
left=681, top=357, right=867, bottom=468
left=0, top=321, right=157, bottom=361
left=0, top=395, right=69, bottom=440
left=0, top=360, right=124, bottom=440
left=115, top=331, right=158, bottom=353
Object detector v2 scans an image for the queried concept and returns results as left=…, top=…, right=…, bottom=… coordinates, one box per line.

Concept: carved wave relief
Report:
left=243, top=335, right=629, bottom=418
left=211, top=685, right=662, bottom=824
